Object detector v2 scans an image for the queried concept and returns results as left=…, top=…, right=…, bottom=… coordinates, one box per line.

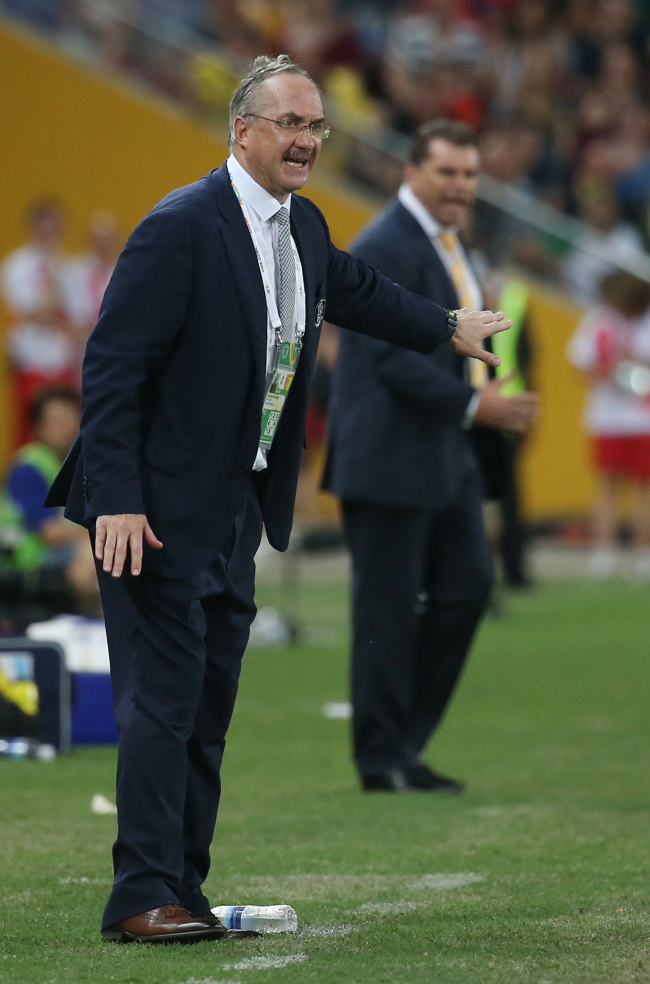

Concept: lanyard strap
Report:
left=228, top=166, right=306, bottom=343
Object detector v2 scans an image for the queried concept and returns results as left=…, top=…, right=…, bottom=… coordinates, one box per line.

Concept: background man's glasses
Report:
left=247, top=114, right=330, bottom=140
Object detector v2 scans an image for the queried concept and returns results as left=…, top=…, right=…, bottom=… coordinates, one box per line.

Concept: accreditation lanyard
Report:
left=229, top=174, right=306, bottom=450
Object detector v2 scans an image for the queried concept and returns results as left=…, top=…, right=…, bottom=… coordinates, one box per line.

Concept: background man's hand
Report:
left=474, top=375, right=539, bottom=434
left=95, top=514, right=163, bottom=578
left=448, top=309, right=513, bottom=365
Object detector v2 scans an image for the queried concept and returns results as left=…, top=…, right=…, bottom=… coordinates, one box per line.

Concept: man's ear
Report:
left=233, top=116, right=249, bottom=149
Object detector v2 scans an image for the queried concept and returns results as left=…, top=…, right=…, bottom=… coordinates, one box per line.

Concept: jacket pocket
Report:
left=141, top=437, right=194, bottom=477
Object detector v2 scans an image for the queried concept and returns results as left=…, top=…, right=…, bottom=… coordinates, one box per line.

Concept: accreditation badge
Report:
left=259, top=341, right=300, bottom=450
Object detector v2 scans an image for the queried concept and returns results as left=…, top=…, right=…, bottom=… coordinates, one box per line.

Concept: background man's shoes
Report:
left=101, top=904, right=233, bottom=944
left=361, top=767, right=410, bottom=792
left=194, top=911, right=261, bottom=938
left=405, top=762, right=464, bottom=794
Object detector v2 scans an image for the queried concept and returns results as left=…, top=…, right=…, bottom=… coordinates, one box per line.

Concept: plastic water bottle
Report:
left=211, top=905, right=298, bottom=933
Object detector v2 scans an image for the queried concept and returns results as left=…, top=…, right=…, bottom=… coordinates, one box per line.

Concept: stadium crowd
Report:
left=4, top=0, right=650, bottom=250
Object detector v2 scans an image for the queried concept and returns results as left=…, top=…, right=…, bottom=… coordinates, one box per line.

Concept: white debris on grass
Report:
left=91, top=793, right=117, bottom=815
left=59, top=876, right=110, bottom=885
left=322, top=702, right=352, bottom=719
left=407, top=873, right=486, bottom=891
left=222, top=954, right=308, bottom=972
left=180, top=979, right=242, bottom=984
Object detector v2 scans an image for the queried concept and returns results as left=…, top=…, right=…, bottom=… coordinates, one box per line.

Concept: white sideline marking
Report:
left=407, top=873, right=485, bottom=891
left=218, top=872, right=486, bottom=900
left=300, top=923, right=352, bottom=938
left=359, top=901, right=424, bottom=915
left=322, top=702, right=352, bottom=719
left=222, top=955, right=308, bottom=971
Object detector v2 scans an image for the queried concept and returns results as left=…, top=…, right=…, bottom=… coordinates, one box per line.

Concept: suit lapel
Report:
left=210, top=164, right=268, bottom=393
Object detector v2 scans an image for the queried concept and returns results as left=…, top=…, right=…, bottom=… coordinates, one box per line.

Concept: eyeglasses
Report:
left=247, top=114, right=330, bottom=140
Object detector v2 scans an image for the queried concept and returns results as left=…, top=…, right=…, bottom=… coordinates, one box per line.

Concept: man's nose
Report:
left=294, top=125, right=315, bottom=150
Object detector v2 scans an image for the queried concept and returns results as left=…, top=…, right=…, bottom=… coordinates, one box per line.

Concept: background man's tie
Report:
left=274, top=207, right=296, bottom=342
left=438, top=228, right=488, bottom=388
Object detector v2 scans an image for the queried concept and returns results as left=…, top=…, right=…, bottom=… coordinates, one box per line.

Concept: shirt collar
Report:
left=398, top=183, right=448, bottom=240
left=227, top=154, right=291, bottom=222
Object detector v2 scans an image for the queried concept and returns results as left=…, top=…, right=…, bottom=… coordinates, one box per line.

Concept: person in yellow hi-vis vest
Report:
left=488, top=277, right=535, bottom=587
left=0, top=388, right=97, bottom=624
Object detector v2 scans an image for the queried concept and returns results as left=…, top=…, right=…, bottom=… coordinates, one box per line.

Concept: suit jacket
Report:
left=324, top=198, right=478, bottom=511
left=46, top=164, right=453, bottom=579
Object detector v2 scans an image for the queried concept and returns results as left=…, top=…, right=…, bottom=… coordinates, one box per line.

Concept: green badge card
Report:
left=259, top=341, right=300, bottom=450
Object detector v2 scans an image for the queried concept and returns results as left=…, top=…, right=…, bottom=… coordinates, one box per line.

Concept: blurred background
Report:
left=3, top=0, right=650, bottom=636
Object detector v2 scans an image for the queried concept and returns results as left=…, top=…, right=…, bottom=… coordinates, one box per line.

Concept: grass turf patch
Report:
left=1, top=580, right=649, bottom=983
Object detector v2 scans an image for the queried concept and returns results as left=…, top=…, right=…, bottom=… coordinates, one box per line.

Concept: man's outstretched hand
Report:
left=448, top=309, right=513, bottom=365
left=95, top=514, right=163, bottom=578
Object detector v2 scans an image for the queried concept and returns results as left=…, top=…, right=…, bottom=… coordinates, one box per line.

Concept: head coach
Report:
left=46, top=57, right=511, bottom=944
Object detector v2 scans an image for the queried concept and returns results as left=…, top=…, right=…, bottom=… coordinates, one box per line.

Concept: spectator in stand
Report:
left=567, top=270, right=650, bottom=579
left=280, top=0, right=362, bottom=83
left=3, top=0, right=63, bottom=31
left=562, top=183, right=646, bottom=304
left=63, top=211, right=120, bottom=378
left=0, top=388, right=98, bottom=614
left=1, top=198, right=78, bottom=445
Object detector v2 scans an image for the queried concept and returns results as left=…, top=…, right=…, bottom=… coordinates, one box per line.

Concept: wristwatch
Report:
left=445, top=308, right=458, bottom=339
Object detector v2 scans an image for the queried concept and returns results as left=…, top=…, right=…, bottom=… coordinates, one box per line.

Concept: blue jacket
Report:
left=46, top=165, right=453, bottom=578
left=325, top=198, right=477, bottom=510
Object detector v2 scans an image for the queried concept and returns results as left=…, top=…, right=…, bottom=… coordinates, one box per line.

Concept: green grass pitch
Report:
left=1, top=579, right=650, bottom=983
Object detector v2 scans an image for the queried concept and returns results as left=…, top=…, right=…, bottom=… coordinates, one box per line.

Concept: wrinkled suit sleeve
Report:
left=349, top=238, right=475, bottom=424
left=316, top=211, right=453, bottom=353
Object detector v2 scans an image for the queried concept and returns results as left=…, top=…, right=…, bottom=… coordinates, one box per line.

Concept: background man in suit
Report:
left=47, top=64, right=511, bottom=943
left=325, top=120, right=538, bottom=794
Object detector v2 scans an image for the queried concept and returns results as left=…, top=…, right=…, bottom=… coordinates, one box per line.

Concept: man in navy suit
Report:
left=325, top=120, right=538, bottom=794
left=48, top=61, right=511, bottom=943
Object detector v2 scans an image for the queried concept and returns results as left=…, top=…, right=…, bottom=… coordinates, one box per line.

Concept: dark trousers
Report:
left=342, top=470, right=493, bottom=779
left=499, top=437, right=529, bottom=586
left=96, top=485, right=263, bottom=930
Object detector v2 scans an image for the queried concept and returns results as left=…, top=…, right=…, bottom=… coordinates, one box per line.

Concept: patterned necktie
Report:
left=273, top=207, right=296, bottom=342
left=438, top=228, right=488, bottom=388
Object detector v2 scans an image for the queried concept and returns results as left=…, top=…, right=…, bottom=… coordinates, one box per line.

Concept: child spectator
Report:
left=567, top=270, right=650, bottom=578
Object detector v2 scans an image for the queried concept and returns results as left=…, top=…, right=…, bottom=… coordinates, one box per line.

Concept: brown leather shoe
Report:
left=194, top=911, right=261, bottom=939
left=101, top=904, right=229, bottom=944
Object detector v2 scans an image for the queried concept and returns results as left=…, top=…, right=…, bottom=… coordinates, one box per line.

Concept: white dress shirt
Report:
left=397, top=183, right=482, bottom=426
left=227, top=154, right=304, bottom=470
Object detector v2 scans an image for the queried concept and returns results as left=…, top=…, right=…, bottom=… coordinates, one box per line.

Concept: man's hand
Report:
left=95, top=514, right=163, bottom=578
left=474, top=375, right=539, bottom=434
left=448, top=309, right=513, bottom=366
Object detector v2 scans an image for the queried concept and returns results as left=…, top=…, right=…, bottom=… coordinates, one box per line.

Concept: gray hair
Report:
left=228, top=54, right=318, bottom=150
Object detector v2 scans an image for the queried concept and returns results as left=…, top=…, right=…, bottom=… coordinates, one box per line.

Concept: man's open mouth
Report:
left=283, top=157, right=310, bottom=169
